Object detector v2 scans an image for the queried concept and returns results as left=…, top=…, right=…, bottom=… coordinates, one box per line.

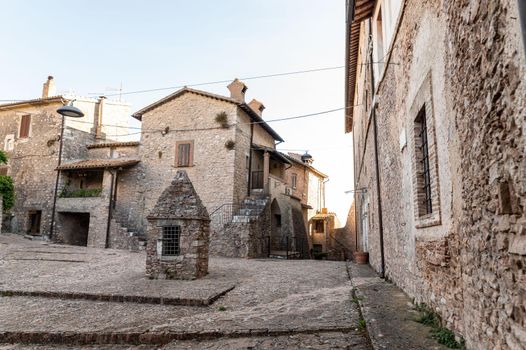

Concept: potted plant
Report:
left=353, top=251, right=369, bottom=264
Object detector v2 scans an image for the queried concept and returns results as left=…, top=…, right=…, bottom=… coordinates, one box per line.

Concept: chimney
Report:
left=248, top=99, right=265, bottom=117
left=301, top=151, right=313, bottom=165
left=227, top=79, right=248, bottom=102
left=94, top=96, right=107, bottom=139
left=42, top=76, right=56, bottom=98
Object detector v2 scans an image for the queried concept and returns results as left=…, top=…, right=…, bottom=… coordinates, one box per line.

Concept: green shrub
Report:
left=0, top=175, right=14, bottom=211
left=60, top=188, right=102, bottom=198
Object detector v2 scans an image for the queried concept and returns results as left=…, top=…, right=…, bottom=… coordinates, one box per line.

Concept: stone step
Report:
left=232, top=215, right=259, bottom=223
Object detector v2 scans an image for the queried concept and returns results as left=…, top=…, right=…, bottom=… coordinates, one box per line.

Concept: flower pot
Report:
left=354, top=251, right=369, bottom=264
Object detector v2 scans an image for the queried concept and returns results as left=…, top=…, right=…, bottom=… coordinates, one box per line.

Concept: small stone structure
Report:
left=146, top=170, right=210, bottom=280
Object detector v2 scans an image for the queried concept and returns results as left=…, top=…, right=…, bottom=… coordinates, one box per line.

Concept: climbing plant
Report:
left=0, top=150, right=14, bottom=211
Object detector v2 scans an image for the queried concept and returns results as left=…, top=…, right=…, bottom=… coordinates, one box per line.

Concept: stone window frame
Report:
left=3, top=134, right=14, bottom=151
left=175, top=140, right=194, bottom=167
left=409, top=72, right=441, bottom=228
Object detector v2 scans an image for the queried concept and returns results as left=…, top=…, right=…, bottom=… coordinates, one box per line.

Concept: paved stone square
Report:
left=0, top=234, right=371, bottom=349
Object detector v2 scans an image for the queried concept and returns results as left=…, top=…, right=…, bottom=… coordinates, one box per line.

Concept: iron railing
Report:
left=210, top=203, right=240, bottom=228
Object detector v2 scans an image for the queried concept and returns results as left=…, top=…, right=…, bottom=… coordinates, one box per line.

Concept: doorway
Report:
left=28, top=210, right=42, bottom=235
left=58, top=212, right=90, bottom=246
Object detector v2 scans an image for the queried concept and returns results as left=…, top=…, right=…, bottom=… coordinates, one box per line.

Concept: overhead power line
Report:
left=90, top=65, right=345, bottom=97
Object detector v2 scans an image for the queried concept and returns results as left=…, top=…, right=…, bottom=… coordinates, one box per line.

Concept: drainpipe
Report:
left=247, top=122, right=254, bottom=196
left=368, top=19, right=386, bottom=278
left=105, top=169, right=115, bottom=249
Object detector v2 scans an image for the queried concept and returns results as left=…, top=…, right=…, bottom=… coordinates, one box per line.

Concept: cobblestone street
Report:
left=0, top=234, right=371, bottom=349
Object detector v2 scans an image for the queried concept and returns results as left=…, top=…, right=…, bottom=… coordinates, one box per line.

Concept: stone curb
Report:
left=0, top=285, right=235, bottom=307
left=0, top=326, right=360, bottom=345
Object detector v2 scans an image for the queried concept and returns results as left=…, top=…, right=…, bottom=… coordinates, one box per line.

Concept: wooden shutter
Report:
left=176, top=141, right=193, bottom=167
left=19, top=115, right=31, bottom=138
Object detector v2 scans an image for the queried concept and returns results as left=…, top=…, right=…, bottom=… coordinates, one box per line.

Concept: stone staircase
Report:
left=109, top=214, right=146, bottom=251
left=210, top=191, right=270, bottom=258
left=232, top=196, right=269, bottom=223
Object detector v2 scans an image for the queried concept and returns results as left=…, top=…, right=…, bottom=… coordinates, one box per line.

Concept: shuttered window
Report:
left=176, top=141, right=193, bottom=167
left=19, top=115, right=31, bottom=138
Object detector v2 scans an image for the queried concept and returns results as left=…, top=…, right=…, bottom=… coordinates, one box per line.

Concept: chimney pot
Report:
left=227, top=79, right=248, bottom=102
left=248, top=99, right=265, bottom=117
left=42, top=75, right=56, bottom=99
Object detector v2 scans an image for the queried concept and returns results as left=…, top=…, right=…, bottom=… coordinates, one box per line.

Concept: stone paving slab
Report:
left=0, top=234, right=371, bottom=348
left=348, top=262, right=448, bottom=350
left=0, top=234, right=234, bottom=305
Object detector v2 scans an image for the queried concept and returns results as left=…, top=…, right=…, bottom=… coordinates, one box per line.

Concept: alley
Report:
left=0, top=234, right=370, bottom=349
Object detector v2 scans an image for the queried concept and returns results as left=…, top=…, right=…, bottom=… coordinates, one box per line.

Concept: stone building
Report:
left=282, top=152, right=328, bottom=224
left=0, top=76, right=131, bottom=239
left=145, top=170, right=209, bottom=280
left=346, top=0, right=526, bottom=348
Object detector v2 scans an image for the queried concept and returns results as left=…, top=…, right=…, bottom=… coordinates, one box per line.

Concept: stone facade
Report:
left=145, top=170, right=209, bottom=280
left=0, top=77, right=130, bottom=237
left=346, top=0, right=526, bottom=348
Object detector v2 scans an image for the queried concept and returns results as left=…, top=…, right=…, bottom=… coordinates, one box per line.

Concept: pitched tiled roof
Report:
left=280, top=152, right=328, bottom=179
left=345, top=0, right=375, bottom=132
left=86, top=141, right=140, bottom=149
left=132, top=87, right=284, bottom=142
left=0, top=96, right=65, bottom=111
left=56, top=158, right=140, bottom=170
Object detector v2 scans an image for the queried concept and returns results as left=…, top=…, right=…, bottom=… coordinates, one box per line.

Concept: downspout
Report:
left=368, top=19, right=386, bottom=278
left=247, top=122, right=254, bottom=196
left=105, top=169, right=115, bottom=249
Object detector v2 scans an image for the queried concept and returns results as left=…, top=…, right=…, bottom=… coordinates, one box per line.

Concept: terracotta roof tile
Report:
left=86, top=141, right=140, bottom=149
left=56, top=158, right=140, bottom=170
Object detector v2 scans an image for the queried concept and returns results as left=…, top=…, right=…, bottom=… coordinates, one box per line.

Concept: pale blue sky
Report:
left=0, top=0, right=354, bottom=223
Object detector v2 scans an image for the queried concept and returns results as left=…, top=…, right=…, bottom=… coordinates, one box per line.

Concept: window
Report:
left=373, top=7, right=385, bottom=77
left=175, top=141, right=194, bottom=167
left=314, top=220, right=324, bottom=233
left=274, top=214, right=282, bottom=227
left=291, top=173, right=297, bottom=189
left=415, top=107, right=432, bottom=216
left=162, top=226, right=180, bottom=256
left=409, top=72, right=441, bottom=228
left=3, top=134, right=14, bottom=151
left=0, top=167, right=7, bottom=176
left=19, top=115, right=31, bottom=138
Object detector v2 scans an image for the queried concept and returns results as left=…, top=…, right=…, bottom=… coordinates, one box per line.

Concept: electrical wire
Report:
left=91, top=65, right=345, bottom=97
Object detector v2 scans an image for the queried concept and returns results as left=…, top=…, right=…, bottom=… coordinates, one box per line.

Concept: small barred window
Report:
left=162, top=226, right=181, bottom=256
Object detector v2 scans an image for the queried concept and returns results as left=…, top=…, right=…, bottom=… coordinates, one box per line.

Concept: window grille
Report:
left=162, top=226, right=181, bottom=256
left=417, top=108, right=432, bottom=215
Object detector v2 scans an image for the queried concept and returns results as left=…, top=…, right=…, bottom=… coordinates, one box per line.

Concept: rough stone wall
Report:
left=145, top=171, right=209, bottom=280
left=444, top=0, right=526, bottom=348
left=351, top=0, right=526, bottom=348
left=139, top=92, right=239, bottom=233
left=334, top=201, right=356, bottom=257
left=54, top=169, right=113, bottom=248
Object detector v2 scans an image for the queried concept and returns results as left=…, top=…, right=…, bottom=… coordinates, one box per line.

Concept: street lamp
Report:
left=49, top=102, right=84, bottom=239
